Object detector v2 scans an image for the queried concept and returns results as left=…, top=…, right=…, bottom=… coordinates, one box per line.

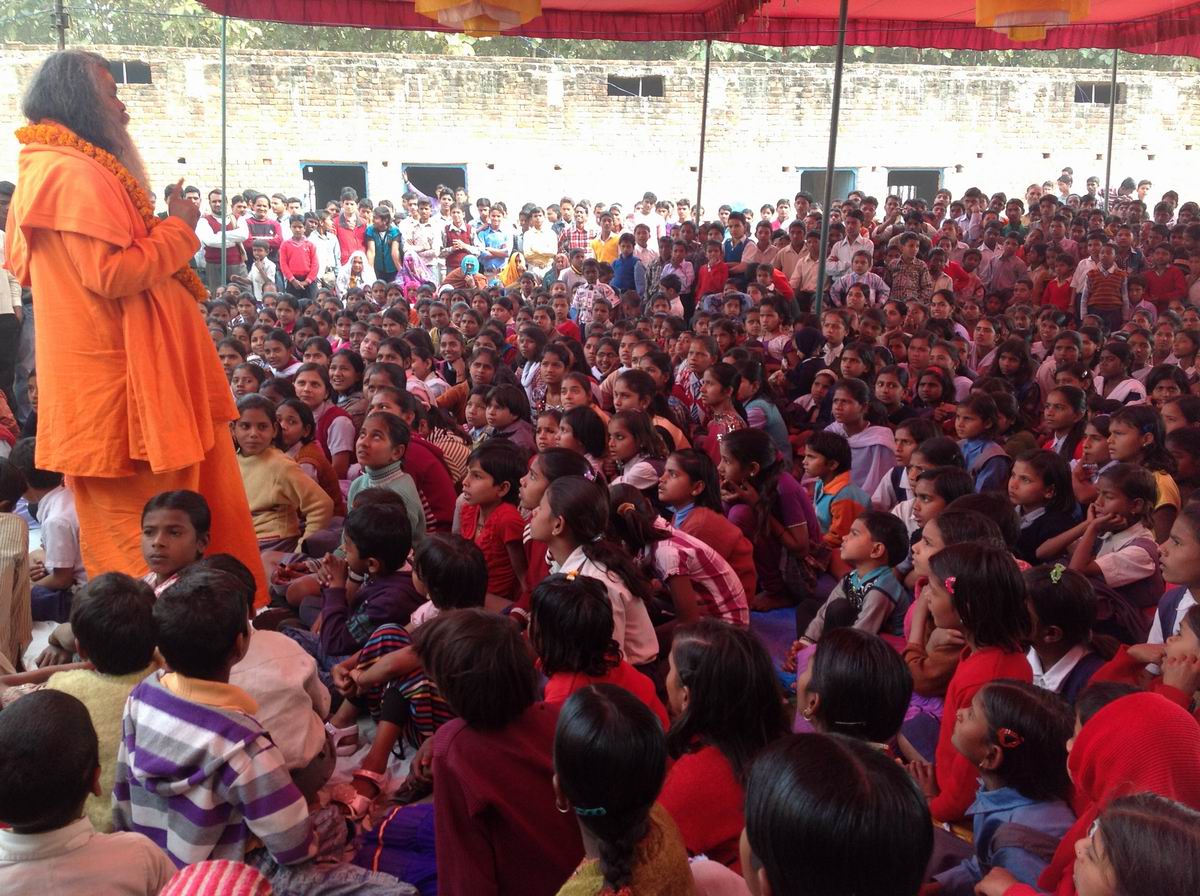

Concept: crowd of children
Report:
left=3, top=177, right=1200, bottom=895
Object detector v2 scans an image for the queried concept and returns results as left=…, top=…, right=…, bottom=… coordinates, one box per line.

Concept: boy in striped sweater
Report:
left=112, top=569, right=405, bottom=893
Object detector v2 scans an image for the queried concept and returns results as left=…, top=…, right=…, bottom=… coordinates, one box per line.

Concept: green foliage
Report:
left=0, top=0, right=1196, bottom=71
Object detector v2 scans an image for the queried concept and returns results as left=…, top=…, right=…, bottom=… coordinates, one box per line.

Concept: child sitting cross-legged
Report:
left=45, top=573, right=158, bottom=834
left=803, top=430, right=871, bottom=579
left=113, top=568, right=404, bottom=892
left=0, top=690, right=176, bottom=895
left=328, top=533, right=488, bottom=817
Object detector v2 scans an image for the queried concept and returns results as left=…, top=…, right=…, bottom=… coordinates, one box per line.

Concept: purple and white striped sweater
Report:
left=112, top=672, right=313, bottom=869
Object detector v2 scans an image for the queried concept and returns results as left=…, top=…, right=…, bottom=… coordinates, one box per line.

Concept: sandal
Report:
left=325, top=721, right=360, bottom=756
left=329, top=768, right=390, bottom=822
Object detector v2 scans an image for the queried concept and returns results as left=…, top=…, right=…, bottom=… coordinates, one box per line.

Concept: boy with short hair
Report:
left=247, top=239, right=276, bottom=301
left=46, top=573, right=158, bottom=833
left=609, top=232, right=648, bottom=297
left=797, top=510, right=912, bottom=646
left=10, top=438, right=84, bottom=623
left=279, top=216, right=318, bottom=301
left=0, top=690, right=175, bottom=895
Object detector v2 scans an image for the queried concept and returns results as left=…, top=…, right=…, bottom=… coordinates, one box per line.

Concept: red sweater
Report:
left=1040, top=277, right=1074, bottom=311
left=694, top=261, right=730, bottom=300
left=659, top=744, right=745, bottom=872
left=543, top=661, right=669, bottom=729
left=333, top=214, right=366, bottom=265
left=1087, top=644, right=1199, bottom=721
left=930, top=646, right=1032, bottom=822
left=279, top=237, right=318, bottom=283
left=679, top=507, right=757, bottom=601
left=1141, top=265, right=1187, bottom=310
left=433, top=703, right=584, bottom=896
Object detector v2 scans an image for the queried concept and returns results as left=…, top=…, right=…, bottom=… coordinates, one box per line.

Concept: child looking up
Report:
left=1151, top=504, right=1200, bottom=654
left=825, top=377, right=896, bottom=497
left=530, top=476, right=658, bottom=669
left=1008, top=450, right=1079, bottom=566
left=1039, top=463, right=1164, bottom=612
left=1107, top=405, right=1179, bottom=541
left=1024, top=565, right=1108, bottom=704
left=797, top=510, right=911, bottom=647
left=0, top=691, right=175, bottom=895
left=233, top=395, right=333, bottom=554
left=872, top=417, right=937, bottom=513
left=348, top=411, right=426, bottom=544
left=932, top=681, right=1076, bottom=896
left=662, top=620, right=789, bottom=871
left=803, top=430, right=871, bottom=579
left=45, top=573, right=158, bottom=833
left=459, top=441, right=527, bottom=602
left=532, top=573, right=667, bottom=727
left=906, top=543, right=1033, bottom=823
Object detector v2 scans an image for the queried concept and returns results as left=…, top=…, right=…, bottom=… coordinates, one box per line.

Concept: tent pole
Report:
left=813, top=0, right=849, bottom=318
left=696, top=39, right=712, bottom=223
left=220, top=15, right=228, bottom=288
left=1102, top=48, right=1118, bottom=213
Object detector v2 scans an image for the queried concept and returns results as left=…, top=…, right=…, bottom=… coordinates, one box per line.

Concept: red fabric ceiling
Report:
left=197, top=0, right=1200, bottom=56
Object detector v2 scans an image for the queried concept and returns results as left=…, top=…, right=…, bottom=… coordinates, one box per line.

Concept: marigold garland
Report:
left=15, top=121, right=209, bottom=303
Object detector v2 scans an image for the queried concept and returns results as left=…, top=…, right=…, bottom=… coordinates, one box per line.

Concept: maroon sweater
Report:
left=433, top=702, right=583, bottom=896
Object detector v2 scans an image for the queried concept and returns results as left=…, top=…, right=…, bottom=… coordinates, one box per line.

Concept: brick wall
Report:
left=2, top=42, right=1198, bottom=212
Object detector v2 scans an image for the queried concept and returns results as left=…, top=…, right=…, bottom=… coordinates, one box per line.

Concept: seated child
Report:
left=347, top=411, right=427, bottom=545
left=45, top=573, right=158, bottom=833
left=931, top=681, right=1076, bottom=896
left=140, top=490, right=210, bottom=595
left=327, top=533, right=487, bottom=815
left=286, top=501, right=423, bottom=698
left=1009, top=450, right=1079, bottom=567
left=0, top=690, right=175, bottom=895
left=797, top=510, right=911, bottom=647
left=205, top=555, right=334, bottom=803
left=803, top=430, right=871, bottom=578
left=531, top=573, right=668, bottom=728
left=113, top=570, right=401, bottom=891
left=1024, top=564, right=1108, bottom=704
left=0, top=459, right=30, bottom=672
left=458, top=441, right=527, bottom=602
left=10, top=438, right=85, bottom=623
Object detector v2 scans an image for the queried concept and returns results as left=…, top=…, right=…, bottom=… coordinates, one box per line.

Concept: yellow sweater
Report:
left=237, top=447, right=334, bottom=543
left=46, top=665, right=157, bottom=832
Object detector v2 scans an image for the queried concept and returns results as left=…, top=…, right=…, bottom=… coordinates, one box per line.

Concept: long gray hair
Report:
left=22, top=50, right=149, bottom=189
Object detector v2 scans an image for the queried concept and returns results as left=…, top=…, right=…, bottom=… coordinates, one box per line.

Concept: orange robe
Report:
left=4, top=139, right=265, bottom=603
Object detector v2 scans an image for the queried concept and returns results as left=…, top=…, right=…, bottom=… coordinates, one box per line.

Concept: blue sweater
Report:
left=610, top=254, right=647, bottom=295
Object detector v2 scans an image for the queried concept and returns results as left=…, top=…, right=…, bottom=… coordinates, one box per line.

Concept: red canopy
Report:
left=198, top=0, right=1200, bottom=55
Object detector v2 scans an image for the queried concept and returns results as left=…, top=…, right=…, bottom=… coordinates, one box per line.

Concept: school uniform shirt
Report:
left=543, top=661, right=668, bottom=729
left=0, top=817, right=175, bottom=896
left=1082, top=521, right=1158, bottom=589
left=659, top=744, right=745, bottom=871
left=432, top=702, right=583, bottom=896
left=550, top=545, right=658, bottom=666
left=1149, top=587, right=1197, bottom=645
left=1026, top=644, right=1104, bottom=705
left=37, top=483, right=88, bottom=586
left=459, top=502, right=525, bottom=601
left=929, top=647, right=1032, bottom=822
left=1091, top=375, right=1146, bottom=405
left=872, top=465, right=912, bottom=512
left=1014, top=506, right=1077, bottom=567
left=614, top=455, right=662, bottom=491
left=932, top=785, right=1076, bottom=896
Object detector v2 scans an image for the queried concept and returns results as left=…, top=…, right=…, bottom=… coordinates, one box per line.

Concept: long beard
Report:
left=108, top=123, right=151, bottom=195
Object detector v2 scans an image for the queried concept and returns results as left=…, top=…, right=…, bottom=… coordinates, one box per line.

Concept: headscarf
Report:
left=461, top=254, right=480, bottom=275
left=336, top=249, right=370, bottom=296
left=1038, top=692, right=1200, bottom=895
left=499, top=251, right=527, bottom=288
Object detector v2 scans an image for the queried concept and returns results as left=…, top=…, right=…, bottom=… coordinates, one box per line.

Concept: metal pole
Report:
left=813, top=0, right=849, bottom=318
left=1102, top=48, right=1118, bottom=213
left=220, top=15, right=228, bottom=287
left=53, top=0, right=66, bottom=49
left=695, top=39, right=712, bottom=223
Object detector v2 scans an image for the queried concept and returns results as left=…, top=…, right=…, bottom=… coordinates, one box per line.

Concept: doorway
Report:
left=402, top=164, right=468, bottom=199
left=302, top=162, right=369, bottom=210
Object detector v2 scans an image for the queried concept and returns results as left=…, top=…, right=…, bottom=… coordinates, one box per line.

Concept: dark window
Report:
left=800, top=169, right=857, bottom=201
left=108, top=60, right=152, bottom=85
left=1074, top=82, right=1126, bottom=104
left=887, top=169, right=943, bottom=203
left=607, top=75, right=664, bottom=98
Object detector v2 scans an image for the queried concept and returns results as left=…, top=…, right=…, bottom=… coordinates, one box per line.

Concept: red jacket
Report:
left=279, top=237, right=318, bottom=283
left=929, top=646, right=1032, bottom=823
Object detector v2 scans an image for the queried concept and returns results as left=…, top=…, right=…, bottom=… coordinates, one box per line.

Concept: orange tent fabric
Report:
left=4, top=139, right=265, bottom=602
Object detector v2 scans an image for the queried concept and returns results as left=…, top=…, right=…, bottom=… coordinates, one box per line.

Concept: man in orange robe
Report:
left=4, top=50, right=264, bottom=602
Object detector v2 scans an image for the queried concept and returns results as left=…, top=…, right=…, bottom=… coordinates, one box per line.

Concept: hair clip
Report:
left=582, top=468, right=596, bottom=481
left=574, top=806, right=608, bottom=817
left=1050, top=563, right=1066, bottom=585
left=616, top=502, right=636, bottom=515
left=564, top=570, right=579, bottom=582
left=996, top=727, right=1024, bottom=749
left=942, top=576, right=957, bottom=595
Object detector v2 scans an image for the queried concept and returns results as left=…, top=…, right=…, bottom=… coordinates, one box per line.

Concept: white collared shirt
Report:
left=1028, top=644, right=1089, bottom=694
left=549, top=545, right=657, bottom=665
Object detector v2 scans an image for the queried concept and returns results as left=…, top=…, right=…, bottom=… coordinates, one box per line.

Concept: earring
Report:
left=801, top=708, right=814, bottom=721
left=555, top=798, right=571, bottom=814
